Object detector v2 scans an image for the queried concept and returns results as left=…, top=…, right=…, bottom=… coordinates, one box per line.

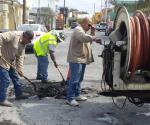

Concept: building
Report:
left=0, top=0, right=32, bottom=30
left=29, top=0, right=57, bottom=30
left=0, top=0, right=21, bottom=30
left=29, top=7, right=56, bottom=30
left=67, top=10, right=91, bottom=26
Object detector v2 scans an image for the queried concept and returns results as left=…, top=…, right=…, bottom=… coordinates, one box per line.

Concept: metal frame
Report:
left=113, top=52, right=150, bottom=91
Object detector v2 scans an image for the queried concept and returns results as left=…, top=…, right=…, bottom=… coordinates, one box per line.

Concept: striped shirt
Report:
left=0, top=31, right=25, bottom=72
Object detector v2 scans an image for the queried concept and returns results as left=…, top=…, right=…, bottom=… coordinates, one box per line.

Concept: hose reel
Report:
left=100, top=6, right=150, bottom=105
left=109, top=6, right=150, bottom=79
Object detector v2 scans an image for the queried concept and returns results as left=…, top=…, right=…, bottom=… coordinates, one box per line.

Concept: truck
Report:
left=99, top=6, right=150, bottom=106
left=56, top=14, right=64, bottom=30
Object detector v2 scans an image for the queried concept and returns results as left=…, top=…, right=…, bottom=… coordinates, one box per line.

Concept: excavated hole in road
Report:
left=8, top=80, right=99, bottom=99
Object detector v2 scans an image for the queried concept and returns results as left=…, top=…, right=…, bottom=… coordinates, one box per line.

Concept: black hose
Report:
left=101, top=42, right=114, bottom=88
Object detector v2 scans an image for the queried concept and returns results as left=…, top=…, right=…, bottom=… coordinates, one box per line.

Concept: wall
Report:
left=0, top=0, right=30, bottom=30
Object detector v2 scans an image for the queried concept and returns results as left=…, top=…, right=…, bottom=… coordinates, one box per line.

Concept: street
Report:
left=0, top=29, right=150, bottom=125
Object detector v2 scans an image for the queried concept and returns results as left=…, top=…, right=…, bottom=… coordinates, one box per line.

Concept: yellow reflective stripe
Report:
left=39, top=38, right=57, bottom=55
left=42, top=39, right=56, bottom=45
left=39, top=38, right=47, bottom=55
left=49, top=40, right=58, bottom=46
left=34, top=33, right=58, bottom=56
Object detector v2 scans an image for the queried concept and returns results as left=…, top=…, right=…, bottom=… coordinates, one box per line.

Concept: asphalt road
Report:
left=1, top=29, right=150, bottom=125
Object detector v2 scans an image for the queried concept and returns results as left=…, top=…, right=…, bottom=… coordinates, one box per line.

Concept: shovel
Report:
left=56, top=66, right=65, bottom=81
left=55, top=66, right=67, bottom=86
left=0, top=56, right=37, bottom=91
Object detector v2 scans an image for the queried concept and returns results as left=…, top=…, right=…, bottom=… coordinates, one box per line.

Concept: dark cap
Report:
left=23, top=30, right=34, bottom=39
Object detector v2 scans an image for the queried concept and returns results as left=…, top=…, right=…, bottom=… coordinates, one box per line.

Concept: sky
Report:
left=18, top=0, right=141, bottom=14
left=19, top=0, right=111, bottom=15
left=55, top=0, right=107, bottom=13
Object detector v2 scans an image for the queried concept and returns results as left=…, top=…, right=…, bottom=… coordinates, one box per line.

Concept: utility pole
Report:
left=63, top=0, right=66, bottom=25
left=101, top=0, right=102, bottom=11
left=23, top=0, right=26, bottom=24
left=93, top=3, right=95, bottom=24
left=37, top=0, right=41, bottom=23
left=105, top=0, right=108, bottom=23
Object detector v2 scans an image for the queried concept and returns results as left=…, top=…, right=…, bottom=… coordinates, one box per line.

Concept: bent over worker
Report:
left=0, top=30, right=34, bottom=107
left=34, top=30, right=65, bottom=83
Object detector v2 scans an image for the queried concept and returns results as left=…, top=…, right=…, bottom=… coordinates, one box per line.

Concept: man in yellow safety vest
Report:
left=34, top=30, right=65, bottom=83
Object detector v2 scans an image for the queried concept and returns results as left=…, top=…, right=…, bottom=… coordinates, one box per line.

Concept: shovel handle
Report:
left=56, top=66, right=65, bottom=82
left=1, top=56, right=32, bottom=84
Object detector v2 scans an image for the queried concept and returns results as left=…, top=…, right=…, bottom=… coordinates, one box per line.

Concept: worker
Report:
left=0, top=30, right=34, bottom=107
left=34, top=30, right=65, bottom=83
left=66, top=17, right=101, bottom=106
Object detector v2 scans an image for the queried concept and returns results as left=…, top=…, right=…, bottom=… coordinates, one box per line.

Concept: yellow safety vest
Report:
left=34, top=32, right=58, bottom=56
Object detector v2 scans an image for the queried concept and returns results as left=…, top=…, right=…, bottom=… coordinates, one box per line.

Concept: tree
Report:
left=40, top=7, right=56, bottom=27
left=109, top=0, right=150, bottom=15
left=92, top=12, right=103, bottom=24
left=137, top=0, right=150, bottom=15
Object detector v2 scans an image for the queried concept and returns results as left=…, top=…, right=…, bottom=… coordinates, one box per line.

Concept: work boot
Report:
left=15, top=94, right=29, bottom=100
left=0, top=100, right=13, bottom=107
left=75, top=96, right=87, bottom=101
left=66, top=100, right=79, bottom=107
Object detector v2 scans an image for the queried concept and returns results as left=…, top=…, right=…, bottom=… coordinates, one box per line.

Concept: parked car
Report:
left=17, top=24, right=47, bottom=53
left=96, top=23, right=109, bottom=35
left=71, top=22, right=78, bottom=29
left=0, top=29, right=9, bottom=33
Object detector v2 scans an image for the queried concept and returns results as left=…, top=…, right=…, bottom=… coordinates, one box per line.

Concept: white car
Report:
left=17, top=24, right=48, bottom=52
left=96, top=23, right=109, bottom=35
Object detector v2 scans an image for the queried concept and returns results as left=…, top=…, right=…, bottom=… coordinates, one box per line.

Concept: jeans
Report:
left=67, top=62, right=86, bottom=101
left=36, top=56, right=49, bottom=81
left=0, top=66, right=22, bottom=102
